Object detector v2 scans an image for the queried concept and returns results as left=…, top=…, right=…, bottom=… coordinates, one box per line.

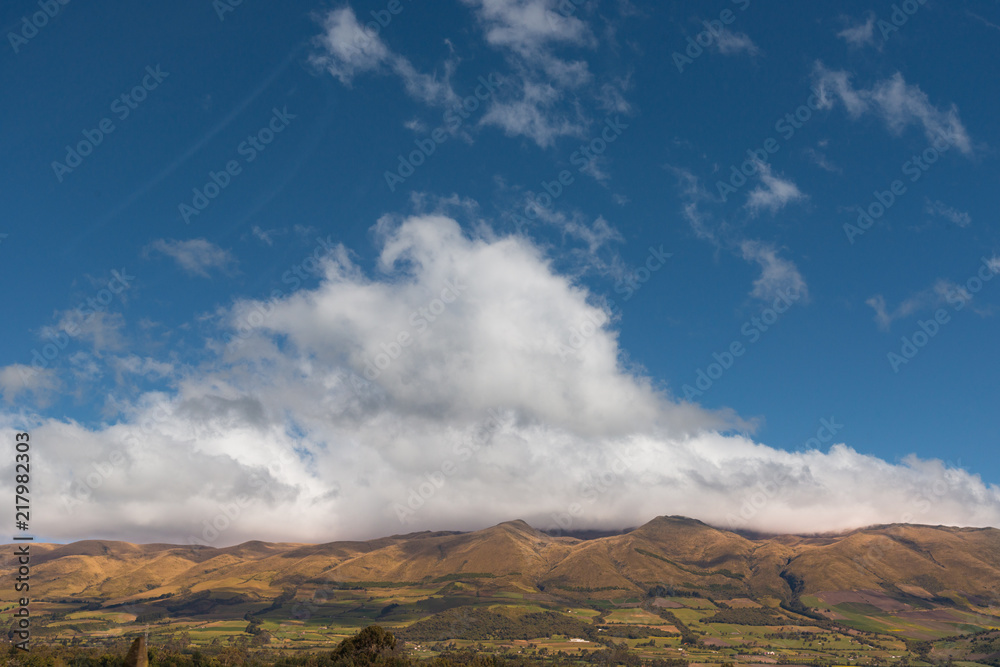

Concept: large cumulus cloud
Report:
left=3, top=216, right=999, bottom=545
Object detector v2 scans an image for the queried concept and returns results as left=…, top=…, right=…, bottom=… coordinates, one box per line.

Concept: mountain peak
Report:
left=642, top=515, right=713, bottom=529
left=493, top=519, right=543, bottom=537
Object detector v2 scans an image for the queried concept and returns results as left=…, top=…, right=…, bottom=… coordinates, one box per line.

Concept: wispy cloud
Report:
left=461, top=0, right=607, bottom=147
left=740, top=240, right=809, bottom=303
left=146, top=238, right=237, bottom=278
left=714, top=29, right=759, bottom=56
left=967, top=10, right=1000, bottom=32
left=804, top=146, right=840, bottom=173
left=0, top=365, right=59, bottom=405
left=745, top=162, right=807, bottom=216
left=311, top=7, right=460, bottom=107
left=312, top=2, right=635, bottom=153
left=813, top=64, right=974, bottom=155
left=867, top=279, right=976, bottom=331
left=43, top=310, right=128, bottom=354
left=310, top=7, right=393, bottom=83
left=669, top=166, right=809, bottom=304
left=925, top=200, right=971, bottom=228
left=404, top=118, right=429, bottom=133
left=251, top=225, right=284, bottom=246
left=460, top=0, right=596, bottom=87
left=837, top=15, right=877, bottom=47
left=480, top=80, right=586, bottom=148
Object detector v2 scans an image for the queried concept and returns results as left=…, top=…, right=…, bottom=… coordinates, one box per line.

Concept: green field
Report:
left=8, top=580, right=1000, bottom=667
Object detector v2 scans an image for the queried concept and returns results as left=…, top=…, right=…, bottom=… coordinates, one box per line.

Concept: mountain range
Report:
left=8, top=516, right=1000, bottom=610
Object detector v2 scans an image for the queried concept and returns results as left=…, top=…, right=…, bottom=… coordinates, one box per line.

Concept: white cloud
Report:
left=7, top=217, right=999, bottom=545
left=925, top=200, right=971, bottom=228
left=404, top=118, right=429, bottom=133
left=43, top=310, right=127, bottom=354
left=837, top=15, right=876, bottom=47
left=480, top=80, right=585, bottom=148
left=461, top=0, right=629, bottom=148
left=713, top=29, right=759, bottom=56
left=310, top=7, right=392, bottom=84
left=468, top=0, right=593, bottom=49
left=813, top=64, right=974, bottom=155
left=549, top=212, right=625, bottom=275
left=597, top=80, right=633, bottom=114
left=0, top=365, right=59, bottom=405
left=866, top=278, right=977, bottom=331
left=667, top=165, right=721, bottom=244
left=311, top=7, right=460, bottom=107
left=813, top=66, right=869, bottom=117
left=804, top=147, right=840, bottom=173
left=110, top=355, right=176, bottom=383
left=866, top=293, right=926, bottom=331
left=869, top=75, right=973, bottom=154
left=146, top=238, right=236, bottom=278
left=744, top=162, right=807, bottom=216
left=391, top=57, right=461, bottom=108
left=312, top=2, right=632, bottom=152
left=669, top=167, right=809, bottom=305
left=460, top=0, right=596, bottom=87
left=251, top=226, right=281, bottom=246
left=740, top=240, right=809, bottom=303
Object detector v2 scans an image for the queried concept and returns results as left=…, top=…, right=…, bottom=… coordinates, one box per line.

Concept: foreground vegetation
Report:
left=4, top=580, right=1000, bottom=667
left=6, top=621, right=1000, bottom=667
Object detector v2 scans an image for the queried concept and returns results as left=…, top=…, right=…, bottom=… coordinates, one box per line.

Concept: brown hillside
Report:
left=5, top=517, right=999, bottom=607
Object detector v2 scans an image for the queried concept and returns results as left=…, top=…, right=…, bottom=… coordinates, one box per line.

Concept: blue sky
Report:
left=2, top=0, right=1000, bottom=544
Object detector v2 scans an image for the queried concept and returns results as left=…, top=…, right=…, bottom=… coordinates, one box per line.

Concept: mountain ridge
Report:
left=5, top=515, right=999, bottom=610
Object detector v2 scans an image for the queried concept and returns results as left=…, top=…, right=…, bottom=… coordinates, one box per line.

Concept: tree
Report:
left=330, top=625, right=402, bottom=664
